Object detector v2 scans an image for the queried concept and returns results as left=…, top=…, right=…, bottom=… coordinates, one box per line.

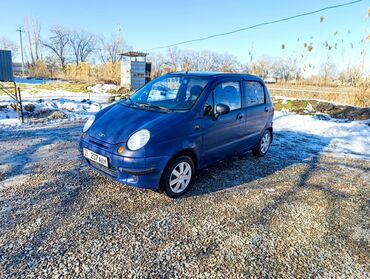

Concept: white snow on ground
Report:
left=274, top=111, right=370, bottom=160
left=87, top=83, right=118, bottom=94
left=0, top=99, right=109, bottom=127
left=0, top=89, right=112, bottom=102
left=0, top=92, right=369, bottom=160
left=0, top=90, right=111, bottom=128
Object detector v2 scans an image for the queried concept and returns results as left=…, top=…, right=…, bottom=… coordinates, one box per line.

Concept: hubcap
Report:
left=260, top=132, right=271, bottom=154
left=169, top=162, right=192, bottom=193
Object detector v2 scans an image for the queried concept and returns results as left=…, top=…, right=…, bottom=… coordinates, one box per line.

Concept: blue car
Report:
left=79, top=72, right=274, bottom=197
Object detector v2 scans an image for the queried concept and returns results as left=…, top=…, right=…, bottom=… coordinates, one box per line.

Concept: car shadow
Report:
left=183, top=130, right=333, bottom=198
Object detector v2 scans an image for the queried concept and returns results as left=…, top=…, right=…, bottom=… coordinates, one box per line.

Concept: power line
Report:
left=142, top=0, right=363, bottom=52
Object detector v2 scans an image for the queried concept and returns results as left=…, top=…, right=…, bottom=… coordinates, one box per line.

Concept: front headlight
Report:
left=83, top=115, right=95, bottom=132
left=127, top=129, right=150, bottom=151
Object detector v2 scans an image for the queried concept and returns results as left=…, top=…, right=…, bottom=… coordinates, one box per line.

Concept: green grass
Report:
left=188, top=215, right=196, bottom=226
left=272, top=98, right=312, bottom=112
left=16, top=83, right=29, bottom=91
left=283, top=99, right=309, bottom=110
left=0, top=82, right=28, bottom=95
left=33, top=82, right=91, bottom=93
left=107, top=86, right=133, bottom=96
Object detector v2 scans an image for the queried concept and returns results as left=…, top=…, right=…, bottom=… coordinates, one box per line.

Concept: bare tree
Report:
left=166, top=47, right=182, bottom=71
left=338, top=66, right=362, bottom=86
left=149, top=49, right=241, bottom=75
left=0, top=37, right=18, bottom=58
left=99, top=30, right=125, bottom=63
left=319, top=61, right=337, bottom=86
left=216, top=52, right=240, bottom=72
left=69, top=29, right=96, bottom=65
left=24, top=17, right=41, bottom=65
left=250, top=57, right=272, bottom=79
left=42, top=26, right=70, bottom=69
left=272, top=58, right=300, bottom=82
left=148, top=52, right=166, bottom=77
left=185, top=50, right=220, bottom=72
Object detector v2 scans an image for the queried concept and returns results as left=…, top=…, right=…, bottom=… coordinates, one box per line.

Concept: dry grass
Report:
left=269, top=83, right=370, bottom=107
left=33, top=82, right=91, bottom=93
left=28, top=61, right=121, bottom=85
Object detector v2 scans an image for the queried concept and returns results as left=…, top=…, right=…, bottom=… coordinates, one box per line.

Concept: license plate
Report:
left=83, top=148, right=108, bottom=167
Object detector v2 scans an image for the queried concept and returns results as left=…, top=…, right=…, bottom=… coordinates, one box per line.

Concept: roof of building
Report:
left=119, top=51, right=148, bottom=57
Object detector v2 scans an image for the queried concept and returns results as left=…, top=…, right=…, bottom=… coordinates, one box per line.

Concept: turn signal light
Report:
left=117, top=146, right=125, bottom=154
left=82, top=132, right=86, bottom=139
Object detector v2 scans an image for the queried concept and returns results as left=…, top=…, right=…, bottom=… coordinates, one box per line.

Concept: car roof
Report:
left=167, top=71, right=263, bottom=81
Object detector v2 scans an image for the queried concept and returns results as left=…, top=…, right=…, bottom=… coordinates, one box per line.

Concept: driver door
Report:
left=201, top=80, right=246, bottom=165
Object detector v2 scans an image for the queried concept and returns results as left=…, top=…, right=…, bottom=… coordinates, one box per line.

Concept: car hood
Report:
left=88, top=104, right=178, bottom=144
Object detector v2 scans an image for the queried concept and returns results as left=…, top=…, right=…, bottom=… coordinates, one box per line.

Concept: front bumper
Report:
left=79, top=138, right=169, bottom=190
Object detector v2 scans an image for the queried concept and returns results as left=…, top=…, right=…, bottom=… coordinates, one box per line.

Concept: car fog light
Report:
left=117, top=146, right=124, bottom=153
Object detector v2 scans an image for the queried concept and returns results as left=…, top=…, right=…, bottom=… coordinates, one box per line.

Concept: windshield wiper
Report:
left=138, top=103, right=171, bottom=112
left=123, top=97, right=140, bottom=108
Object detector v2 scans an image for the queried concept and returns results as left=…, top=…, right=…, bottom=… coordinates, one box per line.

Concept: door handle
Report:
left=265, top=107, right=269, bottom=112
left=237, top=114, right=243, bottom=120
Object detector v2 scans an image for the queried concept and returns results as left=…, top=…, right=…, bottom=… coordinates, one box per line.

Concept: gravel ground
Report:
left=0, top=121, right=369, bottom=278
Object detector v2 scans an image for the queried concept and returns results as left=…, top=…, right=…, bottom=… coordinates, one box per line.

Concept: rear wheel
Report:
left=162, top=156, right=195, bottom=198
left=252, top=129, right=271, bottom=157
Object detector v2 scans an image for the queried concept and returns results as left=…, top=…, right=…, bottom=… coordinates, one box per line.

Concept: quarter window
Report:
left=203, top=93, right=213, bottom=115
left=213, top=81, right=241, bottom=111
left=245, top=81, right=265, bottom=106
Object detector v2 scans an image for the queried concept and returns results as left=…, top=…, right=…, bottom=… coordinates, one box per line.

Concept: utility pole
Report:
left=16, top=26, right=25, bottom=76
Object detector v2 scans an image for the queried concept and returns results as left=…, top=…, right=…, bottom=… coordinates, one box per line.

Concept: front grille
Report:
left=89, top=160, right=118, bottom=178
left=88, top=139, right=109, bottom=149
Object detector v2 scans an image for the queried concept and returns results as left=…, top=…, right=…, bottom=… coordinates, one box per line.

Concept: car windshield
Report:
left=121, top=75, right=209, bottom=111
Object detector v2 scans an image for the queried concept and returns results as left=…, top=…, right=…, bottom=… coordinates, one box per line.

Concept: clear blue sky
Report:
left=0, top=0, right=368, bottom=72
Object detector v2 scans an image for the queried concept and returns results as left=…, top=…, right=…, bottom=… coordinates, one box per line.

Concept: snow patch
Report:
left=0, top=92, right=369, bottom=161
left=274, top=111, right=370, bottom=160
left=87, top=84, right=118, bottom=94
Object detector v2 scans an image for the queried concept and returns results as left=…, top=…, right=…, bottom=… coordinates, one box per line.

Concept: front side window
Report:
left=213, top=81, right=241, bottom=111
left=121, top=75, right=209, bottom=111
left=245, top=81, right=265, bottom=106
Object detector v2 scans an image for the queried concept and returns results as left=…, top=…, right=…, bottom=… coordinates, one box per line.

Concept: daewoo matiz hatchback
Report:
left=79, top=72, right=274, bottom=197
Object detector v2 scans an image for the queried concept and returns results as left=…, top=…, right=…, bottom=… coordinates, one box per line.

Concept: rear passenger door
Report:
left=243, top=80, right=270, bottom=147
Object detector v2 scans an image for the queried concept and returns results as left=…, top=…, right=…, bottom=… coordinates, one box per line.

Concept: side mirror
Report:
left=215, top=103, right=230, bottom=118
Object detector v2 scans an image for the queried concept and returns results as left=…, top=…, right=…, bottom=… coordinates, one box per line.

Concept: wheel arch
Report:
left=159, top=148, right=198, bottom=190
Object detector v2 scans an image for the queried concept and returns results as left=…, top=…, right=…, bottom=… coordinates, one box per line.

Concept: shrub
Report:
left=24, top=103, right=36, bottom=112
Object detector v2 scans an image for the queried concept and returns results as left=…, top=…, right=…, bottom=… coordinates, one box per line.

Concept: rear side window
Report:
left=245, top=81, right=265, bottom=106
left=213, top=81, right=241, bottom=111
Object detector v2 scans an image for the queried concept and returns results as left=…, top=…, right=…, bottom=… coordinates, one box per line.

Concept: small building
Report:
left=0, top=50, right=13, bottom=82
left=120, top=51, right=151, bottom=90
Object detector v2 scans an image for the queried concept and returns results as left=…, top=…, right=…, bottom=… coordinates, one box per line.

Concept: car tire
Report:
left=252, top=129, right=271, bottom=157
left=162, top=155, right=195, bottom=198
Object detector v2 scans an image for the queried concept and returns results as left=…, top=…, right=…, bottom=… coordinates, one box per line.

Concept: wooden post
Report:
left=18, top=87, right=24, bottom=123
left=13, top=81, right=20, bottom=120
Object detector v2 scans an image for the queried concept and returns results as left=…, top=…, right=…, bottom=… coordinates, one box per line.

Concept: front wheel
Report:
left=162, top=156, right=195, bottom=198
left=252, top=130, right=271, bottom=157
